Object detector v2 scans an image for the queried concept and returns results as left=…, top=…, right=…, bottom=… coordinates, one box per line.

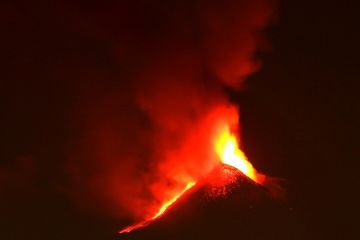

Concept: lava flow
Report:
left=119, top=123, right=265, bottom=234
left=119, top=182, right=196, bottom=233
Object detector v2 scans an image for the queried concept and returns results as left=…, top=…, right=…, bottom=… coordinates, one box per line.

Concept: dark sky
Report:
left=1, top=1, right=359, bottom=240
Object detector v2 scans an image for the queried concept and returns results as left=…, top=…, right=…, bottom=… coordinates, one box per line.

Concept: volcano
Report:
left=119, top=171, right=301, bottom=240
left=117, top=113, right=269, bottom=235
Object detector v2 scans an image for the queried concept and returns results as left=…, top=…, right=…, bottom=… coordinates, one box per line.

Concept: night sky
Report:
left=1, top=1, right=359, bottom=240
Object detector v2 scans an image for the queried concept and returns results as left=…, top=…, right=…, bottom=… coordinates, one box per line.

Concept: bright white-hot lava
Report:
left=214, top=125, right=265, bottom=184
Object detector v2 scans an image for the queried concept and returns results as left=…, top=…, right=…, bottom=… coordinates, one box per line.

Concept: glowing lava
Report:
left=119, top=182, right=196, bottom=233
left=119, top=123, right=264, bottom=234
left=215, top=125, right=264, bottom=184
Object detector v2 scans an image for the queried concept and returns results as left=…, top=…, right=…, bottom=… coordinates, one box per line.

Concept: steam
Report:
left=66, top=0, right=275, bottom=222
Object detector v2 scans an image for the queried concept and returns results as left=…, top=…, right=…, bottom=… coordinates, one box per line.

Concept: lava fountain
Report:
left=214, top=125, right=265, bottom=184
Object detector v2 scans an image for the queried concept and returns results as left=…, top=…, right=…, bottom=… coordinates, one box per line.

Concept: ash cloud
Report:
left=0, top=0, right=275, bottom=223
left=63, top=0, right=275, bottom=221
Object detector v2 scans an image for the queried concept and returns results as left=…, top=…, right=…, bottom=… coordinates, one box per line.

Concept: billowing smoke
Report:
left=64, top=0, right=275, bottom=223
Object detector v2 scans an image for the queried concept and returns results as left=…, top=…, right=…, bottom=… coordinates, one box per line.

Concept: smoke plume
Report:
left=63, top=0, right=275, bottom=222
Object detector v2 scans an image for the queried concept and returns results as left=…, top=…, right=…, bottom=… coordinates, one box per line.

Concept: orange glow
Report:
left=119, top=182, right=195, bottom=233
left=215, top=126, right=263, bottom=184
